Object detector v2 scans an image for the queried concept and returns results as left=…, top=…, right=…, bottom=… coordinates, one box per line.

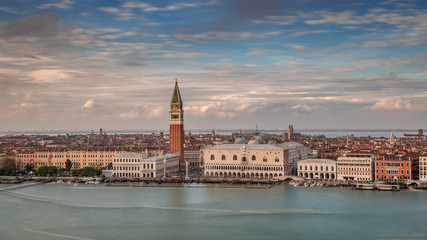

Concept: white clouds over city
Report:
left=1, top=0, right=427, bottom=130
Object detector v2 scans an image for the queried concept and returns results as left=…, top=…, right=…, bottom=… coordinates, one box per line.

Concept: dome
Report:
left=234, top=137, right=248, bottom=144
left=254, top=135, right=265, bottom=144
left=248, top=139, right=259, bottom=144
left=268, top=140, right=277, bottom=145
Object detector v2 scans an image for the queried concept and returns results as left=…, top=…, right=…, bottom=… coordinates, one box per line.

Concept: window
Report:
left=221, top=155, right=226, bottom=160
left=263, top=157, right=267, bottom=162
left=233, top=155, right=237, bottom=161
left=242, top=157, right=247, bottom=162
left=210, top=154, right=215, bottom=160
left=252, top=155, right=256, bottom=161
left=275, top=157, right=279, bottom=162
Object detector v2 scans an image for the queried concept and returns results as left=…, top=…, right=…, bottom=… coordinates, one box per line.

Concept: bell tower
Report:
left=169, top=78, right=184, bottom=171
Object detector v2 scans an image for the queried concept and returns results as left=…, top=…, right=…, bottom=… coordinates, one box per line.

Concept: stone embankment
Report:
left=2, top=175, right=427, bottom=190
left=0, top=175, right=280, bottom=186
left=289, top=179, right=352, bottom=188
left=289, top=178, right=427, bottom=190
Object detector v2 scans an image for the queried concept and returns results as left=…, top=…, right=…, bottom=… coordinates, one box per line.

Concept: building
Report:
left=288, top=125, right=293, bottom=140
left=309, top=149, right=320, bottom=158
left=375, top=153, right=419, bottom=182
left=297, top=159, right=336, bottom=180
left=111, top=152, right=179, bottom=178
left=420, top=156, right=427, bottom=182
left=403, top=129, right=426, bottom=141
left=337, top=152, right=375, bottom=181
left=204, top=135, right=309, bottom=179
left=16, top=149, right=127, bottom=171
left=184, top=149, right=201, bottom=170
left=389, top=132, right=396, bottom=145
left=169, top=79, right=184, bottom=171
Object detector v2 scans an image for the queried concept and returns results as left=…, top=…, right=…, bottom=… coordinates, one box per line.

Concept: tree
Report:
left=65, top=159, right=72, bottom=172
left=25, top=163, right=34, bottom=173
left=38, top=166, right=49, bottom=176
left=1, top=158, right=16, bottom=174
left=57, top=168, right=66, bottom=175
left=48, top=166, right=57, bottom=175
left=81, top=167, right=96, bottom=176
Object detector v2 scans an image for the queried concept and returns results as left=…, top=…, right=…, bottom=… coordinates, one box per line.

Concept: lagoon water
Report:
left=1, top=183, right=427, bottom=240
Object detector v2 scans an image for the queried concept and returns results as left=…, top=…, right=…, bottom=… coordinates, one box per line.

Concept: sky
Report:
left=1, top=0, right=427, bottom=131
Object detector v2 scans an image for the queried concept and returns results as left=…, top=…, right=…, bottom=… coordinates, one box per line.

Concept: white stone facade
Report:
left=112, top=152, right=179, bottom=178
left=204, top=141, right=309, bottom=179
left=297, top=159, right=336, bottom=179
left=337, top=152, right=375, bottom=181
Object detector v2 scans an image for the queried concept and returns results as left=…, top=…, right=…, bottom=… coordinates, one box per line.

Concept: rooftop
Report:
left=209, top=144, right=283, bottom=150
left=299, top=158, right=337, bottom=164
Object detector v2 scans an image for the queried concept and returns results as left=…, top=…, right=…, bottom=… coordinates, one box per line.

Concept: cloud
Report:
left=305, top=11, right=372, bottom=25
left=38, top=0, right=74, bottom=9
left=82, top=99, right=96, bottom=109
left=0, top=13, right=73, bottom=44
left=362, top=41, right=390, bottom=48
left=2, top=102, right=48, bottom=120
left=150, top=51, right=220, bottom=59
left=292, top=104, right=318, bottom=112
left=122, top=1, right=198, bottom=12
left=98, top=7, right=135, bottom=21
left=285, top=44, right=307, bottom=50
left=247, top=49, right=268, bottom=56
left=118, top=106, right=164, bottom=119
left=98, top=32, right=137, bottom=39
left=368, top=97, right=427, bottom=112
left=291, top=30, right=329, bottom=37
left=27, top=69, right=78, bottom=83
left=0, top=7, right=18, bottom=14
left=253, top=15, right=296, bottom=25
left=175, top=30, right=281, bottom=40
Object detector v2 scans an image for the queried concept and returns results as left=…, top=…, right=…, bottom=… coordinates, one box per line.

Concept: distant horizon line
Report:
left=1, top=128, right=424, bottom=134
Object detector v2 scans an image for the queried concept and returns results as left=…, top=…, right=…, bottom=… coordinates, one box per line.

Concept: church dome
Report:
left=234, top=137, right=248, bottom=144
left=254, top=135, right=265, bottom=144
left=248, top=139, right=259, bottom=144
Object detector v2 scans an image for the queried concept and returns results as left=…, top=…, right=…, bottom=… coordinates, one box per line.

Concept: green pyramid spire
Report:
left=171, top=78, right=182, bottom=103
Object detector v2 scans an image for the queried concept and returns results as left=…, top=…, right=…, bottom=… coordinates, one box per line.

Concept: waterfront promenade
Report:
left=2, top=175, right=427, bottom=190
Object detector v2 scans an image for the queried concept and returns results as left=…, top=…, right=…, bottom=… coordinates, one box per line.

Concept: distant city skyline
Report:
left=1, top=0, right=427, bottom=130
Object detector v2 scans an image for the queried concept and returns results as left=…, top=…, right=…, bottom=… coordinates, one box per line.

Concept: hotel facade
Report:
left=375, top=153, right=419, bottom=182
left=337, top=152, right=375, bottom=181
